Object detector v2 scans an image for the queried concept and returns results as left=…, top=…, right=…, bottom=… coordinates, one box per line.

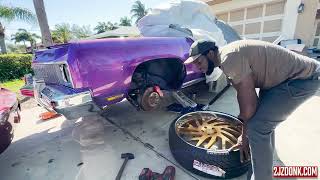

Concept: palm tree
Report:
left=11, top=29, right=40, bottom=52
left=131, top=0, right=148, bottom=24
left=0, top=5, right=36, bottom=53
left=11, top=29, right=30, bottom=50
left=51, top=32, right=60, bottom=44
left=51, top=23, right=73, bottom=43
left=94, top=22, right=108, bottom=34
left=119, top=16, right=132, bottom=26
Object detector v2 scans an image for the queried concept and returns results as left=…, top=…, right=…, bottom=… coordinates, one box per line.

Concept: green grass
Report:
left=0, top=79, right=24, bottom=94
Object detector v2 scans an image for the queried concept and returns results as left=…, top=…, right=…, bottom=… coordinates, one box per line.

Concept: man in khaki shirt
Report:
left=185, top=39, right=320, bottom=180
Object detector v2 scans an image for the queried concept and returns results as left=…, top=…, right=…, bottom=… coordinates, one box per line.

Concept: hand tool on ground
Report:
left=115, top=153, right=135, bottom=180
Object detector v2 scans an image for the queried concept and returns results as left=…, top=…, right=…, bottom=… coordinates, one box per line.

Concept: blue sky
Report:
left=1, top=0, right=165, bottom=42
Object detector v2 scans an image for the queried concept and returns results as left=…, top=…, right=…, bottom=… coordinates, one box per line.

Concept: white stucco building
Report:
left=202, top=0, right=320, bottom=48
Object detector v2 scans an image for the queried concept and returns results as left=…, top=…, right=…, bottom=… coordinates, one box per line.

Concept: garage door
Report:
left=216, top=0, right=286, bottom=43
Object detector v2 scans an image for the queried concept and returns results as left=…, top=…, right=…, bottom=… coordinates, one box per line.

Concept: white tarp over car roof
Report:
left=137, top=0, right=227, bottom=47
left=86, top=26, right=140, bottom=39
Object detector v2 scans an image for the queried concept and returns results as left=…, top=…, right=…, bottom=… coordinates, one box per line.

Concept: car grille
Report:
left=33, top=64, right=72, bottom=87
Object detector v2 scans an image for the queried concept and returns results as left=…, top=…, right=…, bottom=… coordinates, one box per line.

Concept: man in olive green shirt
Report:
left=185, top=39, right=320, bottom=180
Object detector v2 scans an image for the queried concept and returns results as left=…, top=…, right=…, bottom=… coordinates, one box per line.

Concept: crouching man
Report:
left=184, top=39, right=320, bottom=180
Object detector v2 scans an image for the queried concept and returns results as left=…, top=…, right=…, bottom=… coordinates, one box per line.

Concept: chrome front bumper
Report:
left=33, top=79, right=100, bottom=120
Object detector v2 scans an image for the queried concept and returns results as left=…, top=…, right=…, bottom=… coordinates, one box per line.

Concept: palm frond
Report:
left=0, top=6, right=16, bottom=21
left=0, top=6, right=36, bottom=24
left=130, top=0, right=148, bottom=24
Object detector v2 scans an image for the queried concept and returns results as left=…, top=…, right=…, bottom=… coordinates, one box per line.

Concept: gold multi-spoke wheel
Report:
left=175, top=111, right=242, bottom=151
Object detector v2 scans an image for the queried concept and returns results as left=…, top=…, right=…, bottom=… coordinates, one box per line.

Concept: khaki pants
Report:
left=246, top=77, right=320, bottom=180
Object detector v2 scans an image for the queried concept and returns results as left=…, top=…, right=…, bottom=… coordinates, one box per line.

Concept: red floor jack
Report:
left=139, top=166, right=175, bottom=180
left=39, top=111, right=60, bottom=121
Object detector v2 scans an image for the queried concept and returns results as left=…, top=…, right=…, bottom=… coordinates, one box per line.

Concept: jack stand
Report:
left=171, top=91, right=197, bottom=108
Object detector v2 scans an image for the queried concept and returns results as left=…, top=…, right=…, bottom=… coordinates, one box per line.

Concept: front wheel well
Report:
left=130, top=58, right=186, bottom=91
left=126, top=58, right=186, bottom=111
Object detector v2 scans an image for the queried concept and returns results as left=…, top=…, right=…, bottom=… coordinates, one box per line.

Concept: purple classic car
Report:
left=32, top=17, right=241, bottom=120
left=32, top=37, right=206, bottom=119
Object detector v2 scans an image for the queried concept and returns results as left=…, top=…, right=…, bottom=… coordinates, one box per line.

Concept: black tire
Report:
left=0, top=121, right=13, bottom=154
left=169, top=111, right=250, bottom=179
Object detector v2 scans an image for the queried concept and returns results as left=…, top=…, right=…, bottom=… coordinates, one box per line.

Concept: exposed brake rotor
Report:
left=140, top=87, right=162, bottom=111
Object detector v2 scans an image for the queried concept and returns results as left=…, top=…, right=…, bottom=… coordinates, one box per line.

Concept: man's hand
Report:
left=230, top=133, right=251, bottom=163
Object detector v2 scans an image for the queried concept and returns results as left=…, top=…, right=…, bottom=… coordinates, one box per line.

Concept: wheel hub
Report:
left=201, top=126, right=216, bottom=135
left=148, top=92, right=160, bottom=107
left=140, top=87, right=161, bottom=111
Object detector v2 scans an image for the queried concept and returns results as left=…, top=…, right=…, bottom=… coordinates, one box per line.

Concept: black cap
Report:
left=184, top=40, right=216, bottom=64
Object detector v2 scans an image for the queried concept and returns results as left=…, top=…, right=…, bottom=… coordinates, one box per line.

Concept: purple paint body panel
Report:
left=32, top=37, right=203, bottom=118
